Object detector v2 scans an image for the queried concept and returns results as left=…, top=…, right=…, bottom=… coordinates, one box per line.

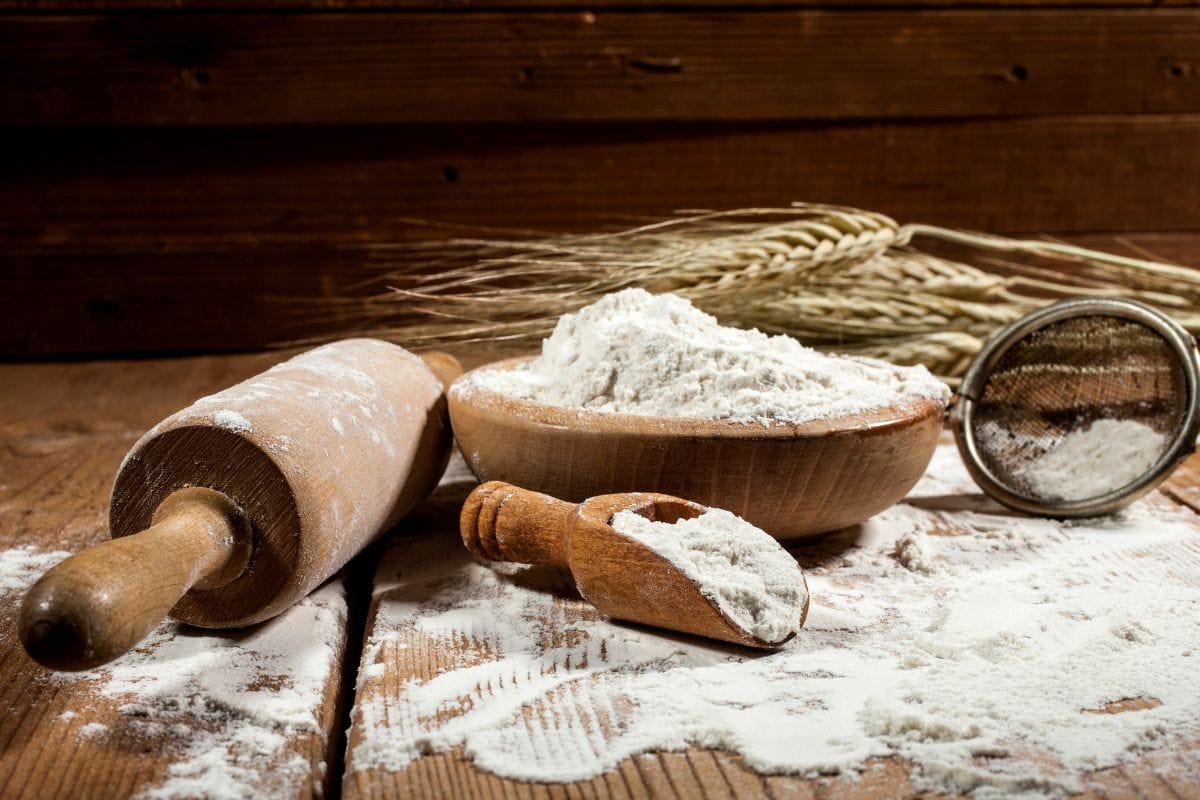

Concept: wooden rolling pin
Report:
left=20, top=339, right=459, bottom=671
left=460, top=482, right=809, bottom=648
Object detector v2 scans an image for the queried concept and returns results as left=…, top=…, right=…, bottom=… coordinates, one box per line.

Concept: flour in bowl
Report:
left=610, top=507, right=807, bottom=644
left=460, top=289, right=949, bottom=424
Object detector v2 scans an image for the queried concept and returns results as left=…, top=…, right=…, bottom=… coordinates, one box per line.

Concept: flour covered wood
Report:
left=347, top=445, right=1200, bottom=799
left=1, top=546, right=348, bottom=800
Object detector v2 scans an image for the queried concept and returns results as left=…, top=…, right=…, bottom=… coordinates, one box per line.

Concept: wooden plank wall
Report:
left=2, top=0, right=1199, bottom=356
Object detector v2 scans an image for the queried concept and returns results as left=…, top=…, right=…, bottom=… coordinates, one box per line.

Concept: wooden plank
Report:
left=1158, top=455, right=1200, bottom=515
left=5, top=355, right=1199, bottom=798
left=0, top=246, right=370, bottom=357
left=4, top=10, right=1200, bottom=125
left=342, top=441, right=1200, bottom=800
left=5, top=117, right=1200, bottom=254
left=4, top=232, right=1200, bottom=358
left=0, top=354, right=350, bottom=800
left=1, top=0, right=1194, bottom=10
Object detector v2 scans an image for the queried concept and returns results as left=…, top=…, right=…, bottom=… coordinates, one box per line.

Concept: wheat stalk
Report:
left=350, top=204, right=1197, bottom=380
left=360, top=206, right=908, bottom=343
left=842, top=333, right=984, bottom=387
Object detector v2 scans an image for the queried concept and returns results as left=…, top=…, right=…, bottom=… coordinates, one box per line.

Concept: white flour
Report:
left=350, top=441, right=1200, bottom=798
left=1022, top=419, right=1168, bottom=501
left=212, top=409, right=252, bottom=434
left=1, top=548, right=343, bottom=800
left=95, top=583, right=344, bottom=800
left=610, top=507, right=807, bottom=644
left=460, top=289, right=950, bottom=424
left=890, top=529, right=937, bottom=574
left=0, top=545, right=71, bottom=594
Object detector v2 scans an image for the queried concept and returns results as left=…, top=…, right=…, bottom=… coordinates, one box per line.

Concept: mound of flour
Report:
left=610, top=507, right=807, bottom=644
left=462, top=289, right=949, bottom=424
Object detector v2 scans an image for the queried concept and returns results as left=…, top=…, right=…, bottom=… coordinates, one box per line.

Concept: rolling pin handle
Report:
left=19, top=487, right=250, bottom=672
left=460, top=482, right=576, bottom=569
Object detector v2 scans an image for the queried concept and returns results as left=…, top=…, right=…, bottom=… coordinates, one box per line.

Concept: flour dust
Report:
left=0, top=548, right=344, bottom=800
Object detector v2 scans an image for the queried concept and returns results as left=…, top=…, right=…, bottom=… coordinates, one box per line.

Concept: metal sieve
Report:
left=952, top=298, right=1200, bottom=517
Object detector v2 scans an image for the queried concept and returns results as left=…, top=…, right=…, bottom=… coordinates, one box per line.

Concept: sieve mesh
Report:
left=969, top=314, right=1187, bottom=504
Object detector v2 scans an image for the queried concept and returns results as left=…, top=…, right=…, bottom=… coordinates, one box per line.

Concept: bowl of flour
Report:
left=449, top=289, right=950, bottom=539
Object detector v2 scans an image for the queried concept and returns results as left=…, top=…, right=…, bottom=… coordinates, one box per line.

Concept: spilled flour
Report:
left=0, top=548, right=344, bottom=800
left=890, top=528, right=938, bottom=575
left=459, top=289, right=949, bottom=424
left=0, top=545, right=72, bottom=594
left=611, top=507, right=808, bottom=644
left=96, top=584, right=344, bottom=800
left=350, top=442, right=1200, bottom=798
left=1022, top=419, right=1168, bottom=501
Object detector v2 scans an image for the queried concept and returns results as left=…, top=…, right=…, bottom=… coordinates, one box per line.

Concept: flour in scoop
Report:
left=1021, top=419, right=1167, bottom=501
left=610, top=507, right=807, bottom=644
left=462, top=289, right=950, bottom=424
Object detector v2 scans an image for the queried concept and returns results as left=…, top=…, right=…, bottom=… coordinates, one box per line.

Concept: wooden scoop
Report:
left=460, top=481, right=810, bottom=648
left=21, top=340, right=459, bottom=671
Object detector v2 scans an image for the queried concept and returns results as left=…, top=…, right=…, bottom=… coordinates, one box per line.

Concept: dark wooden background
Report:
left=3, top=0, right=1199, bottom=357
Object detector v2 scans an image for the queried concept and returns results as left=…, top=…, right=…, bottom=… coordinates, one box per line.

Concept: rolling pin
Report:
left=460, top=482, right=809, bottom=648
left=20, top=339, right=459, bottom=671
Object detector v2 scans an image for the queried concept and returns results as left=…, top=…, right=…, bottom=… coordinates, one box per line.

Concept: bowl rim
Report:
left=449, top=356, right=948, bottom=440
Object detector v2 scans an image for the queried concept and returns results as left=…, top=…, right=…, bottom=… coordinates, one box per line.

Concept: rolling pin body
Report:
left=22, top=339, right=455, bottom=669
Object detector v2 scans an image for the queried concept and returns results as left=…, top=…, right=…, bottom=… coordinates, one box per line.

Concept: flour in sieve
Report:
left=1021, top=419, right=1167, bottom=501
left=460, top=289, right=950, bottom=424
left=610, top=507, right=807, bottom=644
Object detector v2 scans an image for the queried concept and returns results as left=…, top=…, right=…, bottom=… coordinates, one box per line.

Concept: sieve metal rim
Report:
left=953, top=297, right=1200, bottom=518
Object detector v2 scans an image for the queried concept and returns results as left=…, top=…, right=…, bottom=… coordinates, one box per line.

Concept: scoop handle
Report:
left=459, top=482, right=577, bottom=569
left=19, top=487, right=248, bottom=671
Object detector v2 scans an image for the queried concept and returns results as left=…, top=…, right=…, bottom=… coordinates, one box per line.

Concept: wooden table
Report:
left=2, top=353, right=1199, bottom=799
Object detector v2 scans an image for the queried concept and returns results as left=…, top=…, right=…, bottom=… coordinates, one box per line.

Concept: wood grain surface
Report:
left=340, top=443, right=1200, bottom=800
left=0, top=354, right=352, bottom=800
left=5, top=10, right=1200, bottom=125
left=3, top=355, right=1200, bottom=797
left=6, top=232, right=1200, bottom=359
left=9, top=120, right=1200, bottom=252
left=4, top=0, right=1200, bottom=10
left=6, top=120, right=1200, bottom=358
left=4, top=1, right=1200, bottom=360
left=344, top=441, right=1200, bottom=800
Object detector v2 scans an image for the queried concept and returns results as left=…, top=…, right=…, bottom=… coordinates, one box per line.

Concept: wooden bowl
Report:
left=448, top=357, right=946, bottom=540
